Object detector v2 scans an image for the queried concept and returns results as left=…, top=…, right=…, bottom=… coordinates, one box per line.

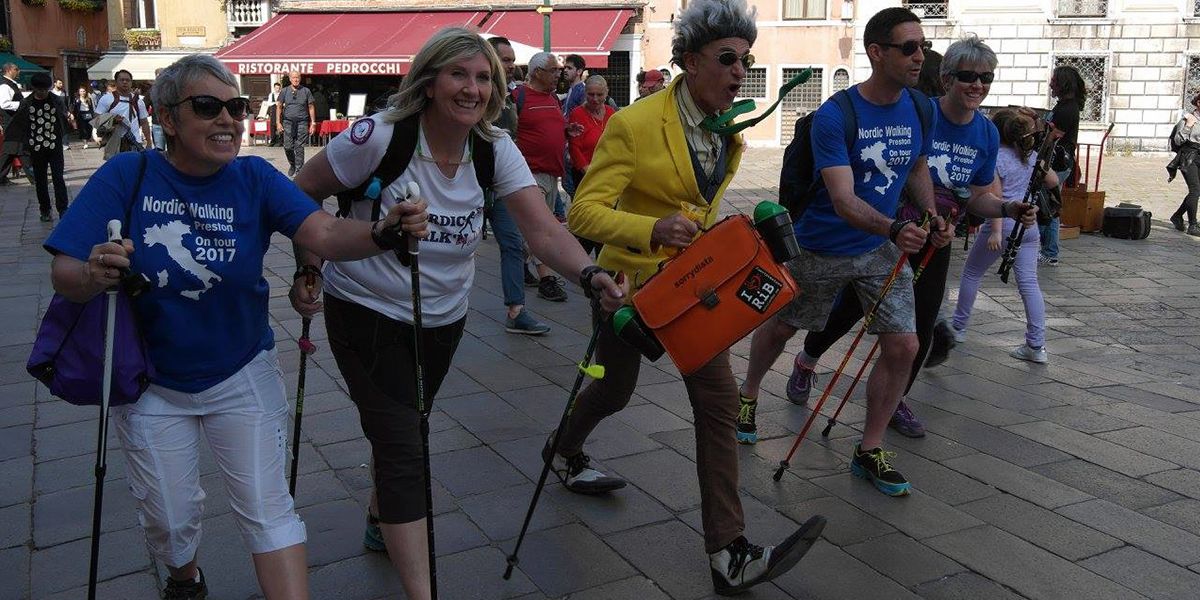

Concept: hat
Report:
left=643, top=69, right=665, bottom=85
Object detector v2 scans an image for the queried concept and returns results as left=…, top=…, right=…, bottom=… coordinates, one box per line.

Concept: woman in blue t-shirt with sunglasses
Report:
left=45, top=54, right=429, bottom=600
left=779, top=35, right=1038, bottom=439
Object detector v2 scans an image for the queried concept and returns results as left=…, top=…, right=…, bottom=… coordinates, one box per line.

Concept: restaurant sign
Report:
left=224, top=61, right=409, bottom=75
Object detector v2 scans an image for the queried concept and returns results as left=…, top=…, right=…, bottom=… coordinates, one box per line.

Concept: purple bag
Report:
left=27, top=151, right=153, bottom=406
left=27, top=292, right=154, bottom=406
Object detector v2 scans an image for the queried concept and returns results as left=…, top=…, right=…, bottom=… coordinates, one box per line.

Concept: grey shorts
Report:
left=776, top=243, right=916, bottom=334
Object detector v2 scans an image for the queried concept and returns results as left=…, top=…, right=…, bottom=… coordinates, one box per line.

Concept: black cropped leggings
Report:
left=802, top=244, right=951, bottom=397
left=324, top=295, right=465, bottom=524
left=1173, top=161, right=1200, bottom=226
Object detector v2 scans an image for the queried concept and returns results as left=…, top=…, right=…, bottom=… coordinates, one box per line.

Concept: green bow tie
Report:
left=699, top=68, right=814, bottom=136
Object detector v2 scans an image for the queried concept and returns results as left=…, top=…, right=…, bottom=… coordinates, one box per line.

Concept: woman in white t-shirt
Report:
left=291, top=27, right=625, bottom=599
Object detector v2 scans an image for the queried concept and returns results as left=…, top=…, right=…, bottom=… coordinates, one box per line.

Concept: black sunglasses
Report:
left=168, top=95, right=251, bottom=120
left=951, top=70, right=995, bottom=84
left=712, top=51, right=755, bottom=69
left=879, top=39, right=933, bottom=56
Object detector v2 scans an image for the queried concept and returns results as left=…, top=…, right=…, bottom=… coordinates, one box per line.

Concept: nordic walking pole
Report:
left=772, top=213, right=933, bottom=482
left=88, top=219, right=123, bottom=600
left=393, top=182, right=439, bottom=599
left=504, top=322, right=606, bottom=580
left=288, top=271, right=318, bottom=496
left=819, top=235, right=942, bottom=438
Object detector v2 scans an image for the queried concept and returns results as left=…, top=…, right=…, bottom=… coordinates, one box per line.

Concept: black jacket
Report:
left=5, top=94, right=71, bottom=149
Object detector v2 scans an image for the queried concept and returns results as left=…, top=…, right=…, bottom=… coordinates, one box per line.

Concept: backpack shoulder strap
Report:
left=515, top=85, right=526, bottom=115
left=909, top=88, right=934, bottom=140
left=335, top=115, right=419, bottom=219
left=831, top=89, right=857, bottom=151
left=124, top=152, right=148, bottom=237
left=471, top=132, right=495, bottom=194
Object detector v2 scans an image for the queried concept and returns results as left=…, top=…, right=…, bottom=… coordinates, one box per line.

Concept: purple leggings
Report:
left=952, top=219, right=1046, bottom=348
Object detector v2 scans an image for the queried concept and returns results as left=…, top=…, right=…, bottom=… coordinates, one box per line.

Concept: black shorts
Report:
left=324, top=294, right=465, bottom=524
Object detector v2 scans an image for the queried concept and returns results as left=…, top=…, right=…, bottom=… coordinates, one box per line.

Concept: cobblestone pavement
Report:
left=2, top=143, right=1199, bottom=599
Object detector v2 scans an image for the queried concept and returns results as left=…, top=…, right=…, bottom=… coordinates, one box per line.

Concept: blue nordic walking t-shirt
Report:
left=926, top=99, right=998, bottom=192
left=45, top=151, right=320, bottom=393
left=796, top=86, right=933, bottom=256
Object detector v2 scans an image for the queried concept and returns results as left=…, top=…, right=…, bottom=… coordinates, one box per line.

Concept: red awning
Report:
left=216, top=9, right=633, bottom=76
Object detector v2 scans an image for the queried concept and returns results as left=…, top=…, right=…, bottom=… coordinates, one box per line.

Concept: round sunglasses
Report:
left=168, top=95, right=252, bottom=120
left=950, top=70, right=995, bottom=84
left=878, top=39, right=933, bottom=56
left=710, top=51, right=755, bottom=70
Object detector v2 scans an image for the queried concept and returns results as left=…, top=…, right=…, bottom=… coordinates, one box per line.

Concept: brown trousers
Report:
left=557, top=302, right=744, bottom=553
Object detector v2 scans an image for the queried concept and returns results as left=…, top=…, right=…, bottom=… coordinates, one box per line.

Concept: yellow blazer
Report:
left=568, top=77, right=744, bottom=289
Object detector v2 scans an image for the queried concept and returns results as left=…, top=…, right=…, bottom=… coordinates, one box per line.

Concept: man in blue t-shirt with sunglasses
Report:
left=740, top=6, right=952, bottom=497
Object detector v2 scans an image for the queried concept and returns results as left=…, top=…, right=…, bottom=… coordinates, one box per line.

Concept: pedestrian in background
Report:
left=0, top=62, right=26, bottom=185
left=1039, top=65, right=1084, bottom=266
left=1168, top=92, right=1200, bottom=236
left=6, top=72, right=72, bottom=221
left=72, top=85, right=96, bottom=148
left=277, top=70, right=315, bottom=177
left=96, top=69, right=152, bottom=153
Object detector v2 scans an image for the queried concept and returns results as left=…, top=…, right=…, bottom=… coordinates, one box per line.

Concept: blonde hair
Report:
left=382, top=27, right=505, bottom=140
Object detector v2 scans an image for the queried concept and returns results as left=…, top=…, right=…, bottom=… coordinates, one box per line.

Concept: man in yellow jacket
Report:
left=556, top=0, right=826, bottom=594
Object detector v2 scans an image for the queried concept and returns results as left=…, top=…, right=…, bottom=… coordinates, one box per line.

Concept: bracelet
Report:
left=888, top=219, right=913, bottom=243
left=579, top=265, right=606, bottom=299
left=293, top=264, right=322, bottom=282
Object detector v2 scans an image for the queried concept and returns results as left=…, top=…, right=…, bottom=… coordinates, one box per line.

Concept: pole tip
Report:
left=502, top=555, right=518, bottom=580
left=772, top=462, right=788, bottom=481
left=821, top=422, right=834, bottom=437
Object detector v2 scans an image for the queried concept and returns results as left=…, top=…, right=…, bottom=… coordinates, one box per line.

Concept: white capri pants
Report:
left=113, top=348, right=307, bottom=568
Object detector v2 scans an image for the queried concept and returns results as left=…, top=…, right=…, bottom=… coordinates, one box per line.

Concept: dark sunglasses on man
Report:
left=711, top=51, right=755, bottom=70
left=168, top=95, right=252, bottom=120
left=950, top=70, right=995, bottom=84
left=878, top=39, right=933, bottom=56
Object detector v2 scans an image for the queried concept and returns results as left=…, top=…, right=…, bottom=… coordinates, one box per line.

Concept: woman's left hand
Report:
left=589, top=271, right=628, bottom=313
left=381, top=196, right=430, bottom=239
left=566, top=122, right=585, bottom=138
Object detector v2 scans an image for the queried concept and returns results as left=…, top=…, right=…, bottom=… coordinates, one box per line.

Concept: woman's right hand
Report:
left=987, top=231, right=1002, bottom=252
left=289, top=275, right=323, bottom=318
left=85, top=239, right=134, bottom=289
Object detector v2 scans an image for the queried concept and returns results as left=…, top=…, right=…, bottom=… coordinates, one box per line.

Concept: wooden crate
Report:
left=1059, top=225, right=1081, bottom=240
left=1060, top=187, right=1105, bottom=233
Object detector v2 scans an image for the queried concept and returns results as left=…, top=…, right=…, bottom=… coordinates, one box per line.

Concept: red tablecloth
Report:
left=319, top=119, right=351, bottom=136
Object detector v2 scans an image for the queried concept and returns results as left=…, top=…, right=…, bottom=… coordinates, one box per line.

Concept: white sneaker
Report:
left=709, top=517, right=826, bottom=596
left=1010, top=344, right=1048, bottom=364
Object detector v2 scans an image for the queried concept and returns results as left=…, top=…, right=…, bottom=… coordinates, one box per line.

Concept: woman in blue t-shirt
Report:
left=44, top=54, right=429, bottom=600
left=777, top=35, right=1037, bottom=439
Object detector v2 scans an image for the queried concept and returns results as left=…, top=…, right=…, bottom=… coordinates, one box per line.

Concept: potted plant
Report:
left=124, top=28, right=161, bottom=50
left=0, top=36, right=11, bottom=53
left=57, top=0, right=104, bottom=11
left=20, top=0, right=47, bottom=7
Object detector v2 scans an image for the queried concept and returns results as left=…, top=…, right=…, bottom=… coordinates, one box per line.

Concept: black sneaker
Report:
left=542, top=433, right=625, bottom=494
left=524, top=267, right=540, bottom=287
left=924, top=320, right=957, bottom=368
left=1171, top=214, right=1186, bottom=231
left=39, top=212, right=52, bottom=222
left=736, top=395, right=758, bottom=445
left=162, top=568, right=208, bottom=599
left=850, top=444, right=911, bottom=497
left=709, top=516, right=826, bottom=596
left=537, top=276, right=568, bottom=302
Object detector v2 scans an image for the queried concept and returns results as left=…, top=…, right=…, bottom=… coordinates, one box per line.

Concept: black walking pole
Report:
left=503, top=321, right=605, bottom=580
left=288, top=271, right=318, bottom=496
left=392, top=182, right=439, bottom=598
left=88, top=219, right=123, bottom=600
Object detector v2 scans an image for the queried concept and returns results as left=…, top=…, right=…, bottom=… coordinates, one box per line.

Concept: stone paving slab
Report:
left=8, top=146, right=1200, bottom=598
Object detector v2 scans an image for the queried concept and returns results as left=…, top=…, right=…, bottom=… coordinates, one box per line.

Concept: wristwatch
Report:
left=579, top=265, right=606, bottom=299
left=888, top=219, right=913, bottom=243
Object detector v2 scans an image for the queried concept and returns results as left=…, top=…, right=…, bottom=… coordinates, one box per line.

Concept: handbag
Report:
left=27, top=153, right=154, bottom=406
left=631, top=213, right=799, bottom=375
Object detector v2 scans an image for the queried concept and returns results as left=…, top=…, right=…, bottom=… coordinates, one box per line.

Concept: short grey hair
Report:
left=528, top=52, right=557, bottom=73
left=670, top=0, right=757, bottom=69
left=941, top=34, right=998, bottom=77
left=2, top=63, right=16, bottom=75
left=151, top=54, right=240, bottom=148
left=584, top=74, right=608, bottom=90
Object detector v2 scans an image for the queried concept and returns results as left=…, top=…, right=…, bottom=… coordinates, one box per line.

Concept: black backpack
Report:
left=335, top=114, right=495, bottom=220
left=779, top=88, right=933, bottom=220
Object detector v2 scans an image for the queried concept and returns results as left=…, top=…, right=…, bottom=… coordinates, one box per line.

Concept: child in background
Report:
left=951, top=109, right=1057, bottom=364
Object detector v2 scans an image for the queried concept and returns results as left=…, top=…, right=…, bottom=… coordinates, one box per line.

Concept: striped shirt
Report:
left=673, top=78, right=723, bottom=178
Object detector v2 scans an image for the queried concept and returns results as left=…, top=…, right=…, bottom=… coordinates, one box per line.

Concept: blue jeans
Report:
left=489, top=194, right=526, bottom=307
left=1038, top=216, right=1059, bottom=259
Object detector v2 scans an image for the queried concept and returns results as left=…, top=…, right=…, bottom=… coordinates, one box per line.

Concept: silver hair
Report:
left=151, top=54, right=241, bottom=149
left=941, top=33, right=998, bottom=77
left=584, top=74, right=608, bottom=90
left=528, top=52, right=557, bottom=73
left=2, top=63, right=16, bottom=75
left=670, top=0, right=757, bottom=68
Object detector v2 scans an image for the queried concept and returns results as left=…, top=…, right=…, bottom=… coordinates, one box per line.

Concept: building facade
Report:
left=90, top=0, right=232, bottom=84
left=5, top=0, right=107, bottom=92
left=855, top=0, right=1200, bottom=151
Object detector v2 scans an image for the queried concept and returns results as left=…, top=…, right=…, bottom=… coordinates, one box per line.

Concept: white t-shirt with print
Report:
left=96, top=92, right=149, bottom=143
left=323, top=114, right=536, bottom=326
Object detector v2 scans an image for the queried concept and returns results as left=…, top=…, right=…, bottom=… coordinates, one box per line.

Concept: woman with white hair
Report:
left=45, top=53, right=429, bottom=599
left=290, top=27, right=624, bottom=599
left=560, top=0, right=827, bottom=594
